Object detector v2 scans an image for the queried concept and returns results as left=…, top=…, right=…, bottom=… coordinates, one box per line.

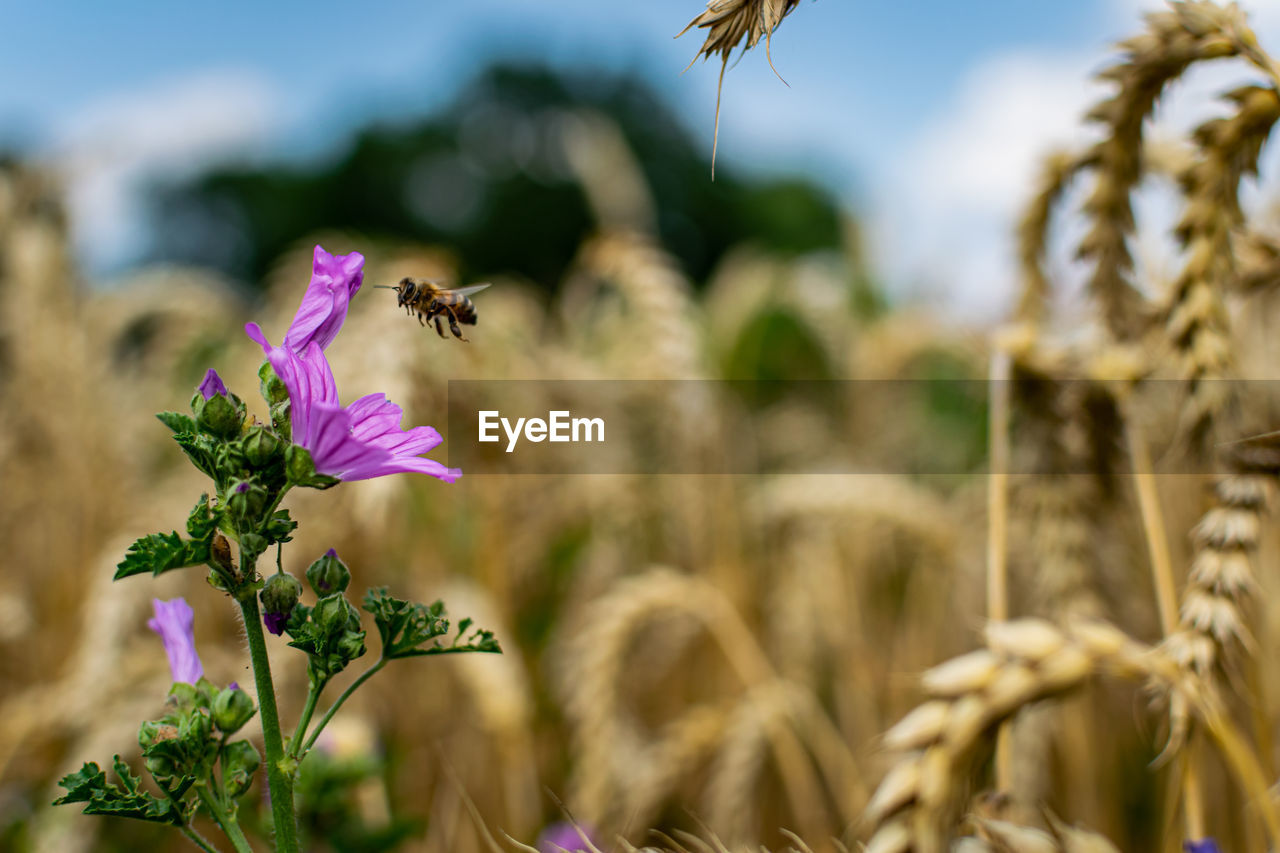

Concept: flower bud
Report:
left=337, top=630, right=367, bottom=662
left=195, top=391, right=245, bottom=440
left=311, top=594, right=353, bottom=636
left=242, top=427, right=282, bottom=469
left=261, top=572, right=303, bottom=636
left=221, top=740, right=261, bottom=798
left=212, top=685, right=256, bottom=734
left=227, top=480, right=269, bottom=524
left=259, top=360, right=289, bottom=406
left=306, top=549, right=351, bottom=596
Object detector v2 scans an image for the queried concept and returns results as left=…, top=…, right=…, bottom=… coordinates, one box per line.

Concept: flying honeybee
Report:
left=376, top=278, right=490, bottom=341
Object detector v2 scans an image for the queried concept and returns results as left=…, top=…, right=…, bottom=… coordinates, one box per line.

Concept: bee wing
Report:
left=448, top=283, right=492, bottom=298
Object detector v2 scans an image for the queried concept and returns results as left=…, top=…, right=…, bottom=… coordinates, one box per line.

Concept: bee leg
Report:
left=434, top=316, right=447, bottom=339
left=447, top=308, right=467, bottom=341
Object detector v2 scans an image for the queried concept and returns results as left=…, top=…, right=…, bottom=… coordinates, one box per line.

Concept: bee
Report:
left=376, top=278, right=490, bottom=341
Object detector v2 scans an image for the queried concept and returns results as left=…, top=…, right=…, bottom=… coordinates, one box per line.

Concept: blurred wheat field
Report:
left=14, top=2, right=1280, bottom=851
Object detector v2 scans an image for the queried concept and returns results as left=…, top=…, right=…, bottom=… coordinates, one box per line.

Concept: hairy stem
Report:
left=287, top=676, right=328, bottom=760
left=197, top=787, right=254, bottom=853
left=300, top=658, right=387, bottom=757
left=236, top=551, right=299, bottom=853
left=180, top=825, right=224, bottom=853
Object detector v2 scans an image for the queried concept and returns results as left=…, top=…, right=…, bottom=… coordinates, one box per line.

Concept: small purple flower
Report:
left=263, top=611, right=289, bottom=636
left=537, top=822, right=596, bottom=853
left=147, top=598, right=204, bottom=685
left=198, top=368, right=229, bottom=400
left=246, top=245, right=459, bottom=484
left=1184, top=841, right=1221, bottom=853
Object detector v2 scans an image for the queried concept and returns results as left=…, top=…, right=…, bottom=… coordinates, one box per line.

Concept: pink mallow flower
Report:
left=147, top=598, right=204, bottom=684
left=246, top=244, right=460, bottom=484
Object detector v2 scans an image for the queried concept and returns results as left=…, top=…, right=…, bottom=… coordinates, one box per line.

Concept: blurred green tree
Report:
left=148, top=64, right=843, bottom=290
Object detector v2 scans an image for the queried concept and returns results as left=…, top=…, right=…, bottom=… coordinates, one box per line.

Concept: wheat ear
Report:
left=862, top=619, right=1280, bottom=853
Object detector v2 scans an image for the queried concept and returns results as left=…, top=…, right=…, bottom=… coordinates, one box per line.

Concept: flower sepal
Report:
left=286, top=592, right=367, bottom=678
left=306, top=549, right=350, bottom=596
left=212, top=685, right=256, bottom=734
left=193, top=388, right=246, bottom=441
left=284, top=444, right=340, bottom=489
left=221, top=740, right=261, bottom=798
left=261, top=572, right=304, bottom=636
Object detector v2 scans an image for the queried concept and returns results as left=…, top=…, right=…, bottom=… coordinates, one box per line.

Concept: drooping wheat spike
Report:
left=1015, top=151, right=1083, bottom=327
left=1078, top=1, right=1275, bottom=340
left=1231, top=228, right=1280, bottom=293
left=1161, top=435, right=1280, bottom=749
left=964, top=813, right=1121, bottom=852
left=862, top=619, right=1280, bottom=853
left=1166, top=85, right=1280, bottom=445
left=678, top=0, right=802, bottom=175
left=558, top=568, right=840, bottom=841
left=1015, top=141, right=1191, bottom=328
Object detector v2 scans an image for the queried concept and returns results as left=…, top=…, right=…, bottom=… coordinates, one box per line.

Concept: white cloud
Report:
left=53, top=70, right=280, bottom=272
left=875, top=8, right=1280, bottom=323
left=873, top=50, right=1104, bottom=320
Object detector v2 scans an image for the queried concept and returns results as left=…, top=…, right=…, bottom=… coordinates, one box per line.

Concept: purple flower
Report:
left=246, top=245, right=460, bottom=484
left=264, top=611, right=289, bottom=636
left=537, top=822, right=596, bottom=853
left=245, top=245, right=364, bottom=358
left=198, top=368, right=229, bottom=400
left=1184, top=842, right=1221, bottom=853
left=147, top=598, right=204, bottom=685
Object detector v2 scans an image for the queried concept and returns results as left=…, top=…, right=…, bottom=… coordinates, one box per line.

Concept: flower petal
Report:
left=147, top=598, right=204, bottom=685
left=282, top=245, right=365, bottom=353
left=198, top=368, right=228, bottom=400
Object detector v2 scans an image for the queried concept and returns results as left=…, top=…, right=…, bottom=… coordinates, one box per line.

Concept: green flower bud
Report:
left=306, top=549, right=350, bottom=596
left=212, top=685, right=256, bottom=734
left=195, top=391, right=244, bottom=440
left=227, top=479, right=269, bottom=524
left=138, top=720, right=177, bottom=752
left=261, top=572, right=303, bottom=636
left=336, top=629, right=367, bottom=663
left=259, top=360, right=289, bottom=406
left=221, top=740, right=261, bottom=799
left=311, top=594, right=353, bottom=636
left=242, top=427, right=282, bottom=469
left=145, top=753, right=180, bottom=780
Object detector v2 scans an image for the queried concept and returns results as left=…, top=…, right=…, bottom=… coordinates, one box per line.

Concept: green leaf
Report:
left=265, top=509, right=298, bottom=544
left=53, top=757, right=185, bottom=826
left=156, top=411, right=197, bottom=434
left=115, top=531, right=212, bottom=580
left=185, top=494, right=219, bottom=540
left=172, top=432, right=219, bottom=478
left=363, top=588, right=500, bottom=659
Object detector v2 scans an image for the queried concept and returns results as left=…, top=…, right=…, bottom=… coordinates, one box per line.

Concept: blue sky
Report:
left=7, top=0, right=1280, bottom=316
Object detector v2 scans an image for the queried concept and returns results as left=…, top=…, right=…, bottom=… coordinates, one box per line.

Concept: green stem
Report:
left=181, top=825, right=224, bottom=853
left=197, top=787, right=254, bottom=853
left=235, top=558, right=299, bottom=853
left=300, top=658, right=388, bottom=757
left=287, top=676, right=328, bottom=760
